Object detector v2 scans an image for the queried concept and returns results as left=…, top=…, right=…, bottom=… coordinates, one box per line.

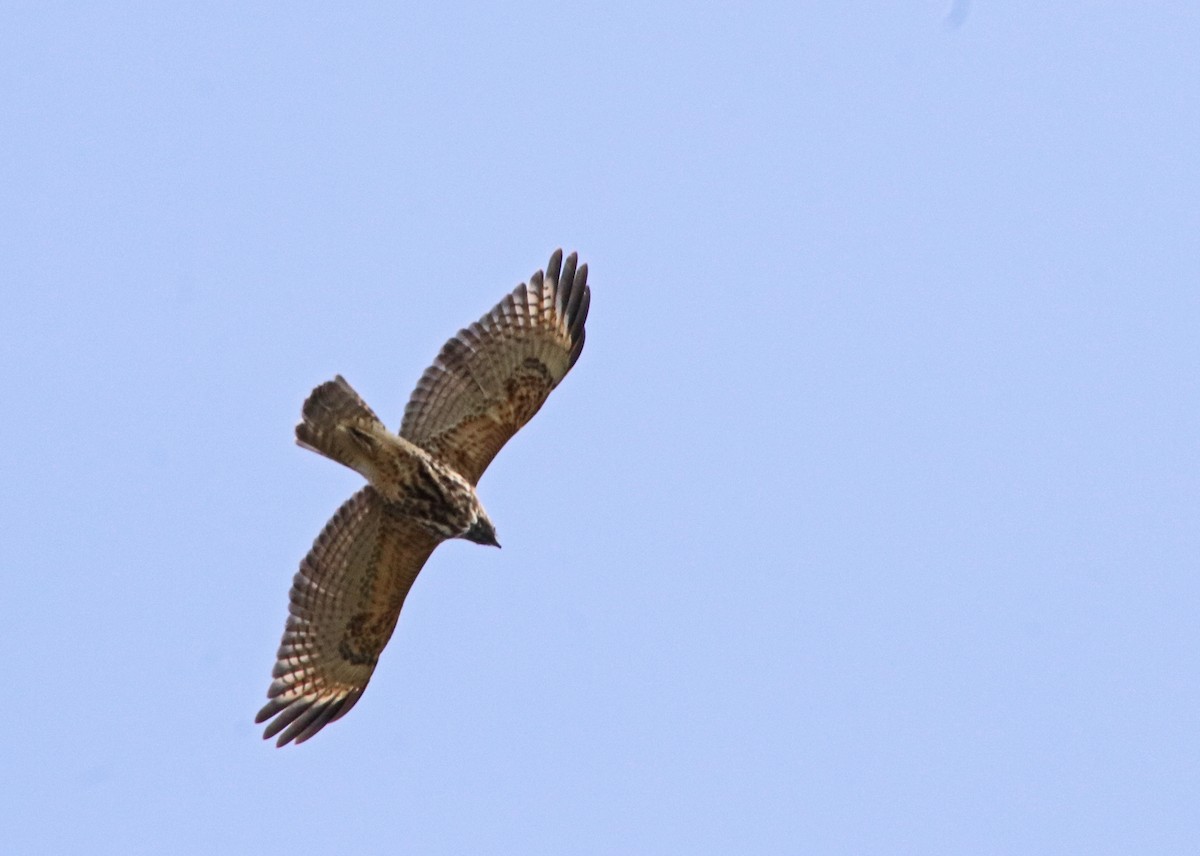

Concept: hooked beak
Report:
left=464, top=518, right=501, bottom=548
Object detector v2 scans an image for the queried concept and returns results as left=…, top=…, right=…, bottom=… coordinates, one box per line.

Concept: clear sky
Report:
left=2, top=3, right=1197, bottom=853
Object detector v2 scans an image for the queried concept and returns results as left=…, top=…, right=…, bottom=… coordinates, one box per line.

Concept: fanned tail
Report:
left=295, top=376, right=387, bottom=475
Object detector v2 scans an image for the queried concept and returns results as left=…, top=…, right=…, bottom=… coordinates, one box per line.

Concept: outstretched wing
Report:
left=256, top=487, right=439, bottom=746
left=399, top=249, right=590, bottom=484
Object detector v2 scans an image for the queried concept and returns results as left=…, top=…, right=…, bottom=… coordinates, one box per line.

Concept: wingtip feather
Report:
left=546, top=248, right=564, bottom=284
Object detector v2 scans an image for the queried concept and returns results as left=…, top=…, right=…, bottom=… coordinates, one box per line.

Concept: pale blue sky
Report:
left=2, top=3, right=1198, bottom=853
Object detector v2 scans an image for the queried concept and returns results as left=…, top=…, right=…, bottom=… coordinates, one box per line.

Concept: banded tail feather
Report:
left=295, top=375, right=388, bottom=476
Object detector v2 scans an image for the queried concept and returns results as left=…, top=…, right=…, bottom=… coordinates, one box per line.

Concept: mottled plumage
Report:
left=257, top=250, right=590, bottom=746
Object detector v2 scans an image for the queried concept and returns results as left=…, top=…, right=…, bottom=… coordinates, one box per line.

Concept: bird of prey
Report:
left=257, top=250, right=590, bottom=746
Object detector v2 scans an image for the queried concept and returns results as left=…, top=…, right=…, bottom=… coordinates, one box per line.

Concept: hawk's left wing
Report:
left=256, top=487, right=438, bottom=746
left=399, top=249, right=590, bottom=484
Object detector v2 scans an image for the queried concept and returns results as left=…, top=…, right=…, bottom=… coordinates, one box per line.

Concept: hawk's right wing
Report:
left=398, top=249, right=590, bottom=485
left=256, top=487, right=438, bottom=746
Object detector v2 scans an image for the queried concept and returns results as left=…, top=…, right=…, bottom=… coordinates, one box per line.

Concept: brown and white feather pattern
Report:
left=294, top=376, right=392, bottom=481
left=256, top=487, right=438, bottom=746
left=400, top=249, right=590, bottom=484
left=258, top=249, right=590, bottom=746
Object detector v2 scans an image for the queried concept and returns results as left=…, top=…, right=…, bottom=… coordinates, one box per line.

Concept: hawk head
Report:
left=463, top=511, right=500, bottom=548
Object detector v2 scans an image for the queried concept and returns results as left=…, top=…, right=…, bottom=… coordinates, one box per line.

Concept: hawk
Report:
left=257, top=250, right=590, bottom=746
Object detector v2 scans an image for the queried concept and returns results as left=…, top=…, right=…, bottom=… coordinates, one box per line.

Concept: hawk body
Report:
left=258, top=250, right=590, bottom=746
left=296, top=377, right=495, bottom=543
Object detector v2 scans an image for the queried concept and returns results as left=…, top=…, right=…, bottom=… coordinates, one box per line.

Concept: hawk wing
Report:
left=399, top=249, right=590, bottom=484
left=256, top=487, right=439, bottom=746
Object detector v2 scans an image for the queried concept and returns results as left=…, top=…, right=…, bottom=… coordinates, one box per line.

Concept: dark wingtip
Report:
left=543, top=249, right=564, bottom=293
left=559, top=253, right=578, bottom=297
left=547, top=248, right=564, bottom=278
left=570, top=285, right=590, bottom=341
left=257, top=686, right=366, bottom=747
left=255, top=696, right=287, bottom=726
left=548, top=250, right=588, bottom=345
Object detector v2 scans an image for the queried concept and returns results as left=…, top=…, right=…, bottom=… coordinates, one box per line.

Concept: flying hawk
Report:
left=257, top=250, right=590, bottom=746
